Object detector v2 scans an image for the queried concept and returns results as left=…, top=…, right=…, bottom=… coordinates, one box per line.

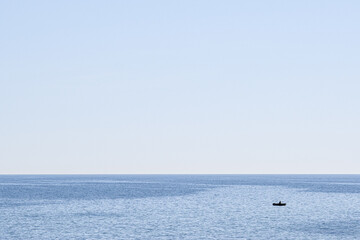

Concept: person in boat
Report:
left=279, top=201, right=281, bottom=204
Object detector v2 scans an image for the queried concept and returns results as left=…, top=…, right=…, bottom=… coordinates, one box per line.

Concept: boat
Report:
left=273, top=201, right=286, bottom=206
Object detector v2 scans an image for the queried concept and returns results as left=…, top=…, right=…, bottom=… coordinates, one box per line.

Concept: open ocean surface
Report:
left=1, top=175, right=360, bottom=240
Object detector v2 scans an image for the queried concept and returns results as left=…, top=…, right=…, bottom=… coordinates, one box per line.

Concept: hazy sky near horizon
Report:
left=1, top=0, right=359, bottom=174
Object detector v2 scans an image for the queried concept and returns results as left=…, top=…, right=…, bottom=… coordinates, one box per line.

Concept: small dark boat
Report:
left=273, top=201, right=286, bottom=206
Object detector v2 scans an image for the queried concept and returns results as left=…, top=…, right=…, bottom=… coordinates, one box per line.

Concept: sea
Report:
left=0, top=175, right=359, bottom=240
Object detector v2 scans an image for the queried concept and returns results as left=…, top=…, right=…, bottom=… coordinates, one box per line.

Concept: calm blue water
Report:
left=1, top=175, right=360, bottom=239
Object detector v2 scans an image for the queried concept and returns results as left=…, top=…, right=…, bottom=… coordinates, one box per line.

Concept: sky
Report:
left=1, top=0, right=359, bottom=174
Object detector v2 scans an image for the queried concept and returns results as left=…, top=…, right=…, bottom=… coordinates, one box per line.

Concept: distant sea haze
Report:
left=1, top=174, right=360, bottom=239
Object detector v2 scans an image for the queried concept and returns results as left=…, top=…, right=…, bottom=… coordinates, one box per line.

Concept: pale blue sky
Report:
left=1, top=0, right=359, bottom=173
